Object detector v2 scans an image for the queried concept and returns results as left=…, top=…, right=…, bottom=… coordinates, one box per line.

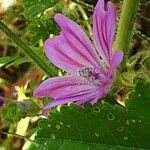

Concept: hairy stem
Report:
left=0, top=21, right=57, bottom=77
left=114, top=0, right=140, bottom=57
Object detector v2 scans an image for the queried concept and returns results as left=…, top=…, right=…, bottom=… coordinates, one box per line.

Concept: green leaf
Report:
left=24, top=99, right=40, bottom=117
left=1, top=99, right=40, bottom=124
left=0, top=56, right=31, bottom=68
left=0, top=56, right=19, bottom=67
left=5, top=57, right=31, bottom=68
left=29, top=139, right=147, bottom=150
left=22, top=0, right=58, bottom=19
left=26, top=18, right=59, bottom=45
left=0, top=21, right=58, bottom=76
left=29, top=82, right=150, bottom=150
left=1, top=101, right=26, bottom=124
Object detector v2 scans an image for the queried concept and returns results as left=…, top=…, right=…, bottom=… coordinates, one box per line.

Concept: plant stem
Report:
left=74, top=0, right=94, bottom=12
left=0, top=131, right=39, bottom=147
left=77, top=4, right=92, bottom=36
left=0, top=20, right=57, bottom=77
left=114, top=0, right=140, bottom=57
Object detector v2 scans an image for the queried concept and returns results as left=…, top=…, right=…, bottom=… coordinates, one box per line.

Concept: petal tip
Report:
left=54, top=13, right=65, bottom=23
left=33, top=88, right=39, bottom=97
left=44, top=38, right=50, bottom=50
left=41, top=108, right=49, bottom=116
left=33, top=87, right=43, bottom=98
left=96, top=0, right=105, bottom=8
left=117, top=50, right=124, bottom=61
left=112, top=49, right=124, bottom=67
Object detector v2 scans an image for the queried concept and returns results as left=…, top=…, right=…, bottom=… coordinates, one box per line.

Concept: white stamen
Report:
left=77, top=67, right=102, bottom=83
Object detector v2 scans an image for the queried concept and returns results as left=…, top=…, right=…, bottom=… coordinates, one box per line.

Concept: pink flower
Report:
left=34, top=0, right=123, bottom=114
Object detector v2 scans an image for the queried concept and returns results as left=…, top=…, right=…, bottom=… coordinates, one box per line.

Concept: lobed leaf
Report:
left=22, top=0, right=58, bottom=19
left=29, top=82, right=150, bottom=149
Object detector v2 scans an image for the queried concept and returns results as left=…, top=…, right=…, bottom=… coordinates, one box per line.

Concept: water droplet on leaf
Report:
left=67, top=125, right=71, bottom=128
left=56, top=125, right=61, bottom=129
left=123, top=136, right=128, bottom=140
left=60, top=122, right=64, bottom=125
left=93, top=107, right=100, bottom=113
left=48, top=124, right=51, bottom=128
left=95, top=132, right=99, bottom=137
left=117, top=126, right=124, bottom=132
left=51, top=134, right=55, bottom=139
left=131, top=119, right=136, bottom=123
left=107, top=113, right=114, bottom=120
left=126, top=120, right=130, bottom=125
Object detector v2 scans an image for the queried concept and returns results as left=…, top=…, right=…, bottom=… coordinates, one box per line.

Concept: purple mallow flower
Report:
left=34, top=0, right=123, bottom=114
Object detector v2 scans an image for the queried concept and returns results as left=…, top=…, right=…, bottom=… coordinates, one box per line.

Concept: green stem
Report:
left=77, top=4, right=92, bottom=36
left=0, top=20, right=57, bottom=77
left=74, top=0, right=93, bottom=12
left=2, top=125, right=16, bottom=150
left=114, top=0, right=140, bottom=57
left=0, top=131, right=38, bottom=146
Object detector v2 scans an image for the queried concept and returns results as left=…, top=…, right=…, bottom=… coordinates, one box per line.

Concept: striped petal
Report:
left=93, top=0, right=116, bottom=65
left=44, top=13, right=105, bottom=74
left=105, top=50, right=123, bottom=80
left=34, top=75, right=100, bottom=113
left=42, top=88, right=98, bottom=114
left=34, top=75, right=99, bottom=99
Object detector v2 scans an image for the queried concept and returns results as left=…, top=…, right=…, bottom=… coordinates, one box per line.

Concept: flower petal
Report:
left=111, top=50, right=124, bottom=68
left=106, top=50, right=123, bottom=79
left=45, top=13, right=105, bottom=74
left=42, top=89, right=98, bottom=113
left=44, top=35, right=84, bottom=74
left=34, top=75, right=99, bottom=99
left=93, top=0, right=116, bottom=65
left=34, top=75, right=100, bottom=114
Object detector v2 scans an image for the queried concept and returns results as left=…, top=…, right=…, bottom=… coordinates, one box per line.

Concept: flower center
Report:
left=77, top=67, right=102, bottom=83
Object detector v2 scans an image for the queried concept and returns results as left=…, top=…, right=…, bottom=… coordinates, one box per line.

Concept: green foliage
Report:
left=1, top=99, right=40, bottom=124
left=0, top=21, right=58, bottom=76
left=29, top=139, right=146, bottom=150
left=5, top=57, right=31, bottom=68
left=124, top=50, right=150, bottom=84
left=26, top=18, right=59, bottom=45
left=1, top=101, right=26, bottom=124
left=5, top=5, right=24, bottom=23
left=29, top=82, right=150, bottom=150
left=22, top=0, right=58, bottom=20
left=0, top=0, right=149, bottom=149
left=24, top=99, right=40, bottom=117
left=0, top=56, right=31, bottom=68
left=0, top=56, right=19, bottom=67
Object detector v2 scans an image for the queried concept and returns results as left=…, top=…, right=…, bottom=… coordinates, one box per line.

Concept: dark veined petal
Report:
left=105, top=50, right=123, bottom=80
left=93, top=0, right=116, bottom=65
left=34, top=0, right=123, bottom=114
left=44, top=13, right=106, bottom=75
left=44, top=35, right=84, bottom=75
left=40, top=79, right=112, bottom=114
left=34, top=75, right=99, bottom=99
left=41, top=89, right=99, bottom=114
left=34, top=75, right=101, bottom=114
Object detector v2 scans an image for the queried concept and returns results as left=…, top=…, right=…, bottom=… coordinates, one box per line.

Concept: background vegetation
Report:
left=0, top=0, right=149, bottom=149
